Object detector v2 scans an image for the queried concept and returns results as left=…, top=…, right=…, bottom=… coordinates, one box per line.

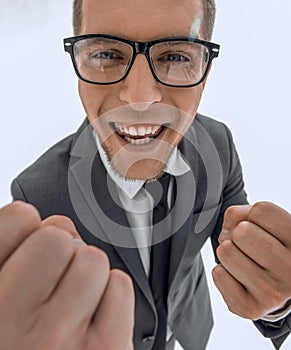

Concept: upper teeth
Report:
left=115, top=123, right=161, bottom=137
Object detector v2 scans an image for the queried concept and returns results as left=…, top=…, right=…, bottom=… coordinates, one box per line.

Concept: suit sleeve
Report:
left=210, top=124, right=291, bottom=349
left=11, top=178, right=28, bottom=202
left=254, top=317, right=291, bottom=349
left=210, top=124, right=248, bottom=258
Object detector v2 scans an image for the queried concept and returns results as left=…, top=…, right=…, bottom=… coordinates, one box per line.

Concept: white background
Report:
left=0, top=1, right=290, bottom=349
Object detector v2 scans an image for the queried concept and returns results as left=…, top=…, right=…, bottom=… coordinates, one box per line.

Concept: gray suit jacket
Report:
left=11, top=114, right=290, bottom=349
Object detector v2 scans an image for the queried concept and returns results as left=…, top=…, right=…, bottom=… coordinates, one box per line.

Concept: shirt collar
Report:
left=93, top=131, right=190, bottom=199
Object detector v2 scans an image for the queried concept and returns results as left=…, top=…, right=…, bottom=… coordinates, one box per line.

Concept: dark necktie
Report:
left=145, top=174, right=172, bottom=349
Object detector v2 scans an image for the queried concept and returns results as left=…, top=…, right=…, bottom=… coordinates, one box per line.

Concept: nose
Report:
left=119, top=54, right=162, bottom=110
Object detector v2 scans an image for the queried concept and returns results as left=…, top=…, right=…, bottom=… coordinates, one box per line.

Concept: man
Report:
left=11, top=0, right=291, bottom=349
left=0, top=201, right=134, bottom=350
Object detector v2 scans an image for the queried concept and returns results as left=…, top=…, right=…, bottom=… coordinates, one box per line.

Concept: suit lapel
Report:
left=68, top=120, right=154, bottom=307
left=168, top=126, right=200, bottom=291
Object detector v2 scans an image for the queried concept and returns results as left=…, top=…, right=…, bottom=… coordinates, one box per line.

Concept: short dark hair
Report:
left=73, top=0, right=216, bottom=40
left=73, top=0, right=82, bottom=35
left=201, top=0, right=216, bottom=40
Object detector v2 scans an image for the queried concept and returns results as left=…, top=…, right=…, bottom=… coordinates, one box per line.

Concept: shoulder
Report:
left=184, top=112, right=236, bottom=159
left=182, top=113, right=241, bottom=187
left=11, top=131, right=78, bottom=217
left=11, top=118, right=95, bottom=218
left=12, top=119, right=89, bottom=190
left=194, top=113, right=233, bottom=144
left=11, top=132, right=77, bottom=212
left=13, top=133, right=74, bottom=188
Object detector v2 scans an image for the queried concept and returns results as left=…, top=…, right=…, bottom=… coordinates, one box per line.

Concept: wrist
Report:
left=261, top=299, right=291, bottom=322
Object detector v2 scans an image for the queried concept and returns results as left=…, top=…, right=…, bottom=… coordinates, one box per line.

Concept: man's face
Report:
left=78, top=0, right=208, bottom=180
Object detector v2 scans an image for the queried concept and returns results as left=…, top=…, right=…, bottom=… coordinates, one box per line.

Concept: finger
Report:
left=0, top=201, right=41, bottom=265
left=40, top=246, right=110, bottom=341
left=231, top=221, right=291, bottom=277
left=216, top=239, right=270, bottom=300
left=41, top=215, right=81, bottom=240
left=219, top=205, right=252, bottom=244
left=0, top=226, right=75, bottom=332
left=128, top=340, right=135, bottom=350
left=212, top=264, right=260, bottom=320
left=248, top=202, right=291, bottom=249
left=87, top=269, right=135, bottom=350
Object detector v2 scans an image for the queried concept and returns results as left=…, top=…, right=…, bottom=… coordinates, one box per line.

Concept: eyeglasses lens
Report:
left=74, top=38, right=133, bottom=83
left=150, top=41, right=209, bottom=86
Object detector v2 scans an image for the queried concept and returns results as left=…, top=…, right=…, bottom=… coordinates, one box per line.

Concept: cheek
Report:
left=78, top=81, right=106, bottom=120
left=172, top=86, right=204, bottom=116
left=166, top=86, right=204, bottom=139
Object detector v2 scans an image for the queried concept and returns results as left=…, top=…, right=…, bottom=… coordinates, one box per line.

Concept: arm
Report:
left=0, top=201, right=134, bottom=350
left=211, top=126, right=291, bottom=349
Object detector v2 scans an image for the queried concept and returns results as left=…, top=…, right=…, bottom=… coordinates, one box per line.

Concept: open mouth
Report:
left=112, top=122, right=166, bottom=146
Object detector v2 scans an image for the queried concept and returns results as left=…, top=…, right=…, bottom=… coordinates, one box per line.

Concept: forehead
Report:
left=80, top=0, right=203, bottom=41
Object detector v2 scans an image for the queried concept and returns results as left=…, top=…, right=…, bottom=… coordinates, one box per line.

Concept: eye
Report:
left=90, top=51, right=122, bottom=60
left=159, top=53, right=190, bottom=63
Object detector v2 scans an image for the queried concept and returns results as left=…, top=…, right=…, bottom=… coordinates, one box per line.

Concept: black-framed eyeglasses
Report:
left=63, top=34, right=220, bottom=88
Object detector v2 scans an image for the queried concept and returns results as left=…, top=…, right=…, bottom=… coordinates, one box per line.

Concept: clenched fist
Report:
left=212, top=201, right=291, bottom=320
left=0, top=201, right=134, bottom=350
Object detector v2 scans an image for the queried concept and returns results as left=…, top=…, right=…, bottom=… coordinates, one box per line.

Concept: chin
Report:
left=100, top=131, right=176, bottom=181
left=113, top=158, right=167, bottom=181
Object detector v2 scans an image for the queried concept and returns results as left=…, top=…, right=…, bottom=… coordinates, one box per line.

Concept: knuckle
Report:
left=249, top=201, right=272, bottom=219
left=78, top=246, right=110, bottom=273
left=216, top=240, right=232, bottom=260
left=211, top=264, right=224, bottom=282
left=47, top=215, right=75, bottom=230
left=232, top=221, right=251, bottom=242
left=109, top=269, right=134, bottom=295
left=212, top=264, right=223, bottom=278
left=224, top=205, right=242, bottom=221
left=74, top=247, right=111, bottom=289
left=8, top=201, right=41, bottom=225
left=28, top=226, right=75, bottom=262
left=38, top=225, right=73, bottom=246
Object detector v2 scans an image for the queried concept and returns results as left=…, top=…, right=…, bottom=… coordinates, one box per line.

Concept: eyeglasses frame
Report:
left=63, top=34, right=220, bottom=88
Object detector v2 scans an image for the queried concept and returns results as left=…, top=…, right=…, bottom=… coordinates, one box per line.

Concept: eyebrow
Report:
left=90, top=30, right=195, bottom=42
left=165, top=41, right=196, bottom=47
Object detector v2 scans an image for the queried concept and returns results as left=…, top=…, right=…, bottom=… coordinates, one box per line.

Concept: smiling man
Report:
left=69, top=0, right=214, bottom=181
left=11, top=0, right=291, bottom=349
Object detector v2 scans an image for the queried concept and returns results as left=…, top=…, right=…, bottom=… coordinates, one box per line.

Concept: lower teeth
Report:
left=124, top=136, right=152, bottom=145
